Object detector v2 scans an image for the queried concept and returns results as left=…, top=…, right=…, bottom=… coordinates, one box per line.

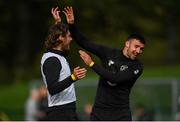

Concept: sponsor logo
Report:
left=107, top=81, right=117, bottom=86
left=120, top=65, right=128, bottom=71
left=134, top=69, right=139, bottom=75
left=108, top=60, right=114, bottom=66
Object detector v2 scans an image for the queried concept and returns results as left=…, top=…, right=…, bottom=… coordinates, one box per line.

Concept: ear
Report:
left=125, top=41, right=130, bottom=48
left=59, top=35, right=64, bottom=42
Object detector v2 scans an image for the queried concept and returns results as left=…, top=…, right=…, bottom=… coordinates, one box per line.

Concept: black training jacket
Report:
left=69, top=24, right=143, bottom=120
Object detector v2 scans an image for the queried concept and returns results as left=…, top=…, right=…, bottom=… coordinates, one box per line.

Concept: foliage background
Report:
left=0, top=0, right=179, bottom=120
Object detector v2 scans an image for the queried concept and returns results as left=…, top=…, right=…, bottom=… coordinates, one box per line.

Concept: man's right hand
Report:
left=63, top=6, right=75, bottom=24
left=79, top=50, right=94, bottom=66
left=51, top=7, right=61, bottom=24
left=73, top=66, right=87, bottom=80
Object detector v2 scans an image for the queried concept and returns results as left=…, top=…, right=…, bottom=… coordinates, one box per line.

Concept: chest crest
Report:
left=120, top=65, right=128, bottom=71
left=134, top=69, right=139, bottom=75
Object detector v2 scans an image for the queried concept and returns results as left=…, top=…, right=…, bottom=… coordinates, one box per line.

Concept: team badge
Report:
left=108, top=60, right=114, bottom=66
left=134, top=69, right=139, bottom=75
left=120, top=65, right=128, bottom=71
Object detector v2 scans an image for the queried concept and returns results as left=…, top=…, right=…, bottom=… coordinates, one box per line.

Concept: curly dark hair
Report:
left=45, top=22, right=69, bottom=49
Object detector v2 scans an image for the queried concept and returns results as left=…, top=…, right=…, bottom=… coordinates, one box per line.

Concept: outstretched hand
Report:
left=73, top=66, right=87, bottom=80
left=51, top=7, right=61, bottom=24
left=79, top=50, right=93, bottom=66
left=63, top=6, right=74, bottom=24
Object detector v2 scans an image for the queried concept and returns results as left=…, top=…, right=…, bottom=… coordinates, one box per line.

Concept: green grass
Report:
left=0, top=66, right=179, bottom=120
left=84, top=65, right=180, bottom=80
left=0, top=83, right=29, bottom=120
left=142, top=65, right=180, bottom=79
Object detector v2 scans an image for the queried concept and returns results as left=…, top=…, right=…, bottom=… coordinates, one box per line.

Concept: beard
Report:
left=127, top=49, right=136, bottom=60
left=61, top=44, right=70, bottom=55
left=63, top=50, right=70, bottom=56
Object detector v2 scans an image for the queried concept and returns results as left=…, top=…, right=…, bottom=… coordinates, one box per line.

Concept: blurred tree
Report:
left=0, top=0, right=179, bottom=84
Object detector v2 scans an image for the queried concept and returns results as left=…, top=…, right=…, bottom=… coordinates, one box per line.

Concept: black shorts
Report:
left=47, top=102, right=79, bottom=121
left=90, top=107, right=132, bottom=121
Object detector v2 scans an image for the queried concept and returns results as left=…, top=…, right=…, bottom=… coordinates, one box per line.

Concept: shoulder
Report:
left=42, top=56, right=62, bottom=73
left=41, top=52, right=65, bottom=64
left=42, top=52, right=63, bottom=59
left=108, top=48, right=120, bottom=57
left=129, top=60, right=143, bottom=77
left=136, top=60, right=144, bottom=74
left=42, top=57, right=62, bottom=74
left=134, top=59, right=143, bottom=67
left=43, top=56, right=62, bottom=69
left=131, top=59, right=143, bottom=72
left=44, top=57, right=60, bottom=64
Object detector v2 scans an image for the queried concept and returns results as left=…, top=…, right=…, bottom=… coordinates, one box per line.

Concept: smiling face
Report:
left=124, top=39, right=145, bottom=60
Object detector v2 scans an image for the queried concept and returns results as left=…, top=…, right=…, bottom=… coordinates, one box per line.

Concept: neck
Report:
left=53, top=45, right=62, bottom=51
left=122, top=48, right=129, bottom=59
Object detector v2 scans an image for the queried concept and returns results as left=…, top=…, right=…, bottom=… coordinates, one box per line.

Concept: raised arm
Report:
left=79, top=50, right=143, bottom=84
left=62, top=6, right=110, bottom=59
left=51, top=7, right=61, bottom=24
left=63, top=6, right=74, bottom=24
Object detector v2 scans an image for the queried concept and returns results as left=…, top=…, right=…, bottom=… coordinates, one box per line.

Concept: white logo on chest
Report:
left=107, top=81, right=117, bottom=86
left=108, top=60, right=114, bottom=66
left=120, top=65, right=128, bottom=71
left=134, top=69, right=139, bottom=75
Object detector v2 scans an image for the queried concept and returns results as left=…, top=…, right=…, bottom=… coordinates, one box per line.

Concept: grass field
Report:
left=0, top=66, right=179, bottom=120
left=142, top=66, right=180, bottom=79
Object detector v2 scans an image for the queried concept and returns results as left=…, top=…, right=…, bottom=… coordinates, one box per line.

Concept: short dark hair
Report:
left=45, top=22, right=69, bottom=49
left=127, top=33, right=145, bottom=44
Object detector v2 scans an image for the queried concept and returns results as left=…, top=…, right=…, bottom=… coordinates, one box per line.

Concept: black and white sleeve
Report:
left=43, top=57, right=74, bottom=95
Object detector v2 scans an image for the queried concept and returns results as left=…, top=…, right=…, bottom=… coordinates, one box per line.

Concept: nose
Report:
left=137, top=49, right=140, bottom=54
left=136, top=48, right=141, bottom=54
left=70, top=36, right=72, bottom=41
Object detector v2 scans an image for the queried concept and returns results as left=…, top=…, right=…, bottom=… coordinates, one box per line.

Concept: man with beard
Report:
left=40, top=7, right=87, bottom=120
left=53, top=6, right=145, bottom=120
